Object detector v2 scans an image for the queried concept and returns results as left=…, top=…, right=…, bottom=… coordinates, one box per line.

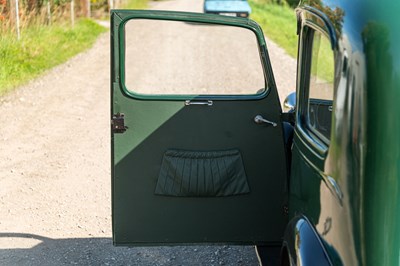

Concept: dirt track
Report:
left=0, top=0, right=296, bottom=265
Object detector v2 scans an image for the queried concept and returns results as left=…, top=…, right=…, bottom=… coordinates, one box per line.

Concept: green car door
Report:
left=111, top=10, right=288, bottom=246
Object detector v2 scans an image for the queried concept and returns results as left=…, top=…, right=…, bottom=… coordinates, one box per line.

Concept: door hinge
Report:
left=112, top=113, right=128, bottom=133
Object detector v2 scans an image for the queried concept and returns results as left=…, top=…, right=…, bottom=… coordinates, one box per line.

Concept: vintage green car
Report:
left=110, top=0, right=400, bottom=264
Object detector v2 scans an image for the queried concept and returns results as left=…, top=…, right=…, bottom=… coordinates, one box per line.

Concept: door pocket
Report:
left=155, top=149, right=250, bottom=197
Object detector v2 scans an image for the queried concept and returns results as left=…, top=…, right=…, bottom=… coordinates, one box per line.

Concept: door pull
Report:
left=254, top=115, right=277, bottom=127
left=184, top=100, right=213, bottom=106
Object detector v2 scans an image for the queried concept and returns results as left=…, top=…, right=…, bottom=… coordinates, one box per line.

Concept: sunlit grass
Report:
left=122, top=0, right=148, bottom=9
left=249, top=0, right=298, bottom=58
left=0, top=19, right=107, bottom=94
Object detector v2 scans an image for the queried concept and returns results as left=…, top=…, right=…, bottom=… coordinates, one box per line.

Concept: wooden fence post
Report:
left=70, top=0, right=74, bottom=26
left=47, top=0, right=51, bottom=25
left=86, top=0, right=90, bottom=17
left=15, top=0, right=20, bottom=40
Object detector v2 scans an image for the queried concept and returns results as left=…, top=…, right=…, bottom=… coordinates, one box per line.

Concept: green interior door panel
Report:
left=111, top=10, right=288, bottom=246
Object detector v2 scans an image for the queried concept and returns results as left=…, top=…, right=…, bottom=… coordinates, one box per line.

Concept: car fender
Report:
left=282, top=216, right=332, bottom=266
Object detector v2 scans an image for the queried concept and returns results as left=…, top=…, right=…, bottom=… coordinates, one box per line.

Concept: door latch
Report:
left=112, top=113, right=128, bottom=133
left=281, top=112, right=295, bottom=125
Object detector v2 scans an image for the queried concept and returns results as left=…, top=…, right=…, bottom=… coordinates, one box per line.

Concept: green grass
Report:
left=0, top=19, right=107, bottom=94
left=311, top=33, right=334, bottom=83
left=249, top=0, right=298, bottom=58
left=250, top=1, right=335, bottom=82
left=122, top=0, right=148, bottom=9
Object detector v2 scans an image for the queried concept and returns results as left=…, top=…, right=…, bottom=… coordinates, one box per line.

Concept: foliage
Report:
left=285, top=0, right=300, bottom=8
left=0, top=0, right=148, bottom=94
left=249, top=0, right=298, bottom=58
left=310, top=33, right=334, bottom=83
left=121, top=0, right=148, bottom=9
left=0, top=19, right=106, bottom=94
left=313, top=1, right=345, bottom=34
left=249, top=0, right=300, bottom=8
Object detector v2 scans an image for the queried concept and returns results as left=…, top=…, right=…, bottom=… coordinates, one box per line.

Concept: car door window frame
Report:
left=115, top=10, right=275, bottom=101
left=305, top=28, right=335, bottom=143
left=296, top=16, right=337, bottom=157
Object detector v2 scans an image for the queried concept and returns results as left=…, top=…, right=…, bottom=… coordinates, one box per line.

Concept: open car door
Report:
left=111, top=10, right=288, bottom=246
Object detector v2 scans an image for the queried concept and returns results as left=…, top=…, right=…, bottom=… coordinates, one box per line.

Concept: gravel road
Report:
left=0, top=0, right=296, bottom=265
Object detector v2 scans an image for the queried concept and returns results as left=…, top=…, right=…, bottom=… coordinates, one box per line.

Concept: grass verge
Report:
left=249, top=0, right=298, bottom=58
left=0, top=19, right=107, bottom=95
left=122, top=0, right=148, bottom=9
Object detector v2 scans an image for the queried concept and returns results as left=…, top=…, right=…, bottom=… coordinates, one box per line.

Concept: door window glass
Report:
left=307, top=31, right=334, bottom=141
left=124, top=19, right=265, bottom=96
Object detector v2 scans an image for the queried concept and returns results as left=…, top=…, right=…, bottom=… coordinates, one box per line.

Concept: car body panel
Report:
left=287, top=0, right=400, bottom=265
left=283, top=216, right=333, bottom=265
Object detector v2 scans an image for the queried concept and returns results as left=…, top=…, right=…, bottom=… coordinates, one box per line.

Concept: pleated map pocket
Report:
left=155, top=149, right=250, bottom=197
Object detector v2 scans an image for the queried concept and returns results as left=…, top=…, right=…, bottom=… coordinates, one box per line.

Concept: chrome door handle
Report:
left=185, top=100, right=213, bottom=106
left=254, top=115, right=277, bottom=127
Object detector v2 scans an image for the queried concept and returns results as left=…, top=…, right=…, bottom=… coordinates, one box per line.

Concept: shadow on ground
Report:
left=0, top=233, right=259, bottom=265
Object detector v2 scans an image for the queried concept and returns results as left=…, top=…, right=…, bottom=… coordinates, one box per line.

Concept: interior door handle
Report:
left=254, top=115, right=277, bottom=127
left=185, top=100, right=213, bottom=106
